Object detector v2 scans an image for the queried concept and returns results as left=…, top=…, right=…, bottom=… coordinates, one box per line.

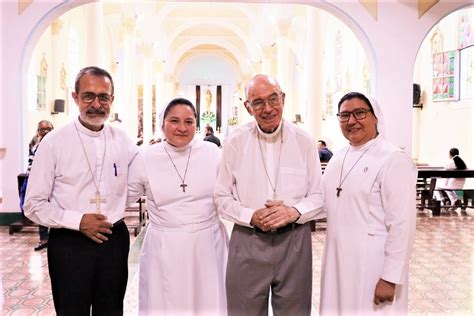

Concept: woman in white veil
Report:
left=319, top=92, right=417, bottom=316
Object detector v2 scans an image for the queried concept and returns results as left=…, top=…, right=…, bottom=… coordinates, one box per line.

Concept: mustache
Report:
left=86, top=109, right=106, bottom=115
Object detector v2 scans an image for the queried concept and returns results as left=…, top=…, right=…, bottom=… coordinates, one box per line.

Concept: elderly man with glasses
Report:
left=319, top=92, right=417, bottom=315
left=24, top=66, right=138, bottom=315
left=215, top=74, right=325, bottom=315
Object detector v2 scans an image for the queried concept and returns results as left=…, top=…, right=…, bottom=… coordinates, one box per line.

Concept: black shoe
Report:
left=34, top=242, right=48, bottom=251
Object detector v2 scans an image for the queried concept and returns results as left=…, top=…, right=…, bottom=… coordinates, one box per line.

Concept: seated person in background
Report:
left=434, top=147, right=467, bottom=207
left=317, top=140, right=333, bottom=163
left=203, top=125, right=221, bottom=147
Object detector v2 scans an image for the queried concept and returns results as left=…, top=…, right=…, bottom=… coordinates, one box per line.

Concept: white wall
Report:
left=414, top=7, right=473, bottom=167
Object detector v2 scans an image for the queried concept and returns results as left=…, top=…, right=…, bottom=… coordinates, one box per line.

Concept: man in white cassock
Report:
left=24, top=66, right=138, bottom=316
left=320, top=92, right=417, bottom=315
left=128, top=98, right=229, bottom=315
left=215, top=74, right=325, bottom=315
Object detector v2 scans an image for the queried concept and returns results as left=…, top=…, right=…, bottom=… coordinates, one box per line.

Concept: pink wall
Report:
left=0, top=0, right=470, bottom=211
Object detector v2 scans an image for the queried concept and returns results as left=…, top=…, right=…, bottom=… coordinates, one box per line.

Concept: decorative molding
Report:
left=359, top=0, right=377, bottom=21
left=418, top=0, right=439, bottom=19
left=18, top=0, right=33, bottom=15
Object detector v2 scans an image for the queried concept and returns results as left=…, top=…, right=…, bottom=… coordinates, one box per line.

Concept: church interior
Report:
left=1, top=0, right=473, bottom=314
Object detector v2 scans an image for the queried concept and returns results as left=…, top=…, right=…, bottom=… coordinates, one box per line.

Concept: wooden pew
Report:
left=417, top=169, right=474, bottom=216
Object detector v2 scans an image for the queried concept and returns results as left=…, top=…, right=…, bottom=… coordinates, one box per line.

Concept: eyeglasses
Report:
left=247, top=93, right=282, bottom=111
left=336, top=108, right=372, bottom=122
left=38, top=127, right=53, bottom=133
left=80, top=92, right=113, bottom=105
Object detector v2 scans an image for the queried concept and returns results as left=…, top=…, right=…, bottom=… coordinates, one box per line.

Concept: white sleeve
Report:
left=293, top=140, right=326, bottom=223
left=214, top=142, right=254, bottom=227
left=24, top=140, right=83, bottom=230
left=379, top=152, right=417, bottom=284
left=127, top=151, right=147, bottom=206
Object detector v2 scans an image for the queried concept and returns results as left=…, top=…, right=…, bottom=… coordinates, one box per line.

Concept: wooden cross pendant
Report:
left=90, top=191, right=106, bottom=213
left=336, top=187, right=342, bottom=197
left=180, top=183, right=188, bottom=193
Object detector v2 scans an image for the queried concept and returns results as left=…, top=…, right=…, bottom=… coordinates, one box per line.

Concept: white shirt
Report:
left=214, top=119, right=325, bottom=227
left=24, top=118, right=138, bottom=230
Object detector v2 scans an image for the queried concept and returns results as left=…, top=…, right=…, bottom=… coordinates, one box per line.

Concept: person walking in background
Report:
left=24, top=66, right=138, bottom=315
left=320, top=92, right=417, bottom=315
left=19, top=120, right=54, bottom=251
left=215, top=74, right=324, bottom=315
left=203, top=125, right=221, bottom=147
left=317, top=140, right=333, bottom=163
left=128, top=98, right=228, bottom=315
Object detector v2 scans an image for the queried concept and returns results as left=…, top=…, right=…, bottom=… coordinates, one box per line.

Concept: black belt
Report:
left=254, top=222, right=301, bottom=235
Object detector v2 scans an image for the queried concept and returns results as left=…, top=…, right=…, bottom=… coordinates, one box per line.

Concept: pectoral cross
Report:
left=336, top=187, right=342, bottom=197
left=90, top=191, right=106, bottom=213
left=180, top=183, right=187, bottom=193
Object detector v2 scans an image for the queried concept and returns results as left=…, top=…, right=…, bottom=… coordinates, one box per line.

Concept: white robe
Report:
left=214, top=119, right=325, bottom=227
left=320, top=136, right=417, bottom=315
left=24, top=118, right=138, bottom=229
left=128, top=139, right=228, bottom=316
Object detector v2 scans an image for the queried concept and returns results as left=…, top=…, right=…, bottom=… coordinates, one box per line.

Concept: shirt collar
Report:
left=256, top=120, right=283, bottom=141
left=75, top=117, right=105, bottom=138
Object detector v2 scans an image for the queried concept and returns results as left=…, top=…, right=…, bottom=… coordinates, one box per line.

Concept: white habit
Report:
left=24, top=118, right=138, bottom=229
left=128, top=139, right=229, bottom=316
left=320, top=136, right=417, bottom=315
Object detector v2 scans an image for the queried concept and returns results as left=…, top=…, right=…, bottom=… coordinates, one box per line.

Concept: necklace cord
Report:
left=163, top=143, right=192, bottom=186
left=257, top=122, right=283, bottom=199
left=74, top=122, right=107, bottom=194
left=338, top=146, right=371, bottom=189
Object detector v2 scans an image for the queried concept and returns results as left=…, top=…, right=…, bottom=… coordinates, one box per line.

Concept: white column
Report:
left=154, top=61, right=165, bottom=139
left=304, top=9, right=323, bottom=140
left=118, top=14, right=138, bottom=140
left=85, top=2, right=104, bottom=68
left=50, top=19, right=64, bottom=114
left=275, top=17, right=294, bottom=121
left=261, top=44, right=273, bottom=75
left=142, top=43, right=154, bottom=144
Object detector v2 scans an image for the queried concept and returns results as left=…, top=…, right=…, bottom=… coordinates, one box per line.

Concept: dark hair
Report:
left=75, top=66, right=114, bottom=95
left=449, top=148, right=467, bottom=170
left=163, top=98, right=197, bottom=121
left=206, top=126, right=214, bottom=134
left=318, top=140, right=326, bottom=146
left=338, top=92, right=376, bottom=117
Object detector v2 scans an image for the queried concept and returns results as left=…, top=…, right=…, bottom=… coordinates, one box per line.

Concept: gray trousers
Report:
left=226, top=223, right=312, bottom=316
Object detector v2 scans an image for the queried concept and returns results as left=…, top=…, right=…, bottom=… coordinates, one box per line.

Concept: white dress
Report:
left=320, top=136, right=417, bottom=315
left=128, top=139, right=228, bottom=316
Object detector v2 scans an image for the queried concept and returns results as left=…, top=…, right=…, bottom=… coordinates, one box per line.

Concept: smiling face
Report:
left=163, top=104, right=196, bottom=147
left=339, top=97, right=378, bottom=147
left=245, top=75, right=285, bottom=133
left=72, top=74, right=113, bottom=131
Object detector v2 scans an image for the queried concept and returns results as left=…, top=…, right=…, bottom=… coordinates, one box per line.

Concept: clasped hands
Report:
left=79, top=213, right=113, bottom=243
left=250, top=200, right=300, bottom=231
left=373, top=278, right=396, bottom=305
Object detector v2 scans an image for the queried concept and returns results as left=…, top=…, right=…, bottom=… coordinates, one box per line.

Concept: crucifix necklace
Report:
left=336, top=146, right=371, bottom=197
left=163, top=143, right=192, bottom=193
left=257, top=123, right=283, bottom=200
left=74, top=122, right=107, bottom=213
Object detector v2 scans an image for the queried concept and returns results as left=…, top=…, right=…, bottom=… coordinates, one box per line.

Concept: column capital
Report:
left=275, top=17, right=293, bottom=37
left=51, top=19, right=64, bottom=35
left=121, top=14, right=137, bottom=35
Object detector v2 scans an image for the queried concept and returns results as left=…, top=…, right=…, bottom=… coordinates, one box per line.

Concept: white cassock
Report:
left=320, top=135, right=417, bottom=315
left=128, top=139, right=229, bottom=316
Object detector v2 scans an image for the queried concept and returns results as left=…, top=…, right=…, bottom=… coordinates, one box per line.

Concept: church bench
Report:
left=417, top=169, right=474, bottom=216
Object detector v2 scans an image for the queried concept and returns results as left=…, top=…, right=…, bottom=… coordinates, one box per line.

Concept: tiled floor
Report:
left=1, top=211, right=473, bottom=315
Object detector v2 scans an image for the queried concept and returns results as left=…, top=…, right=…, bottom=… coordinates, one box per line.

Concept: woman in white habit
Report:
left=128, top=97, right=228, bottom=315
